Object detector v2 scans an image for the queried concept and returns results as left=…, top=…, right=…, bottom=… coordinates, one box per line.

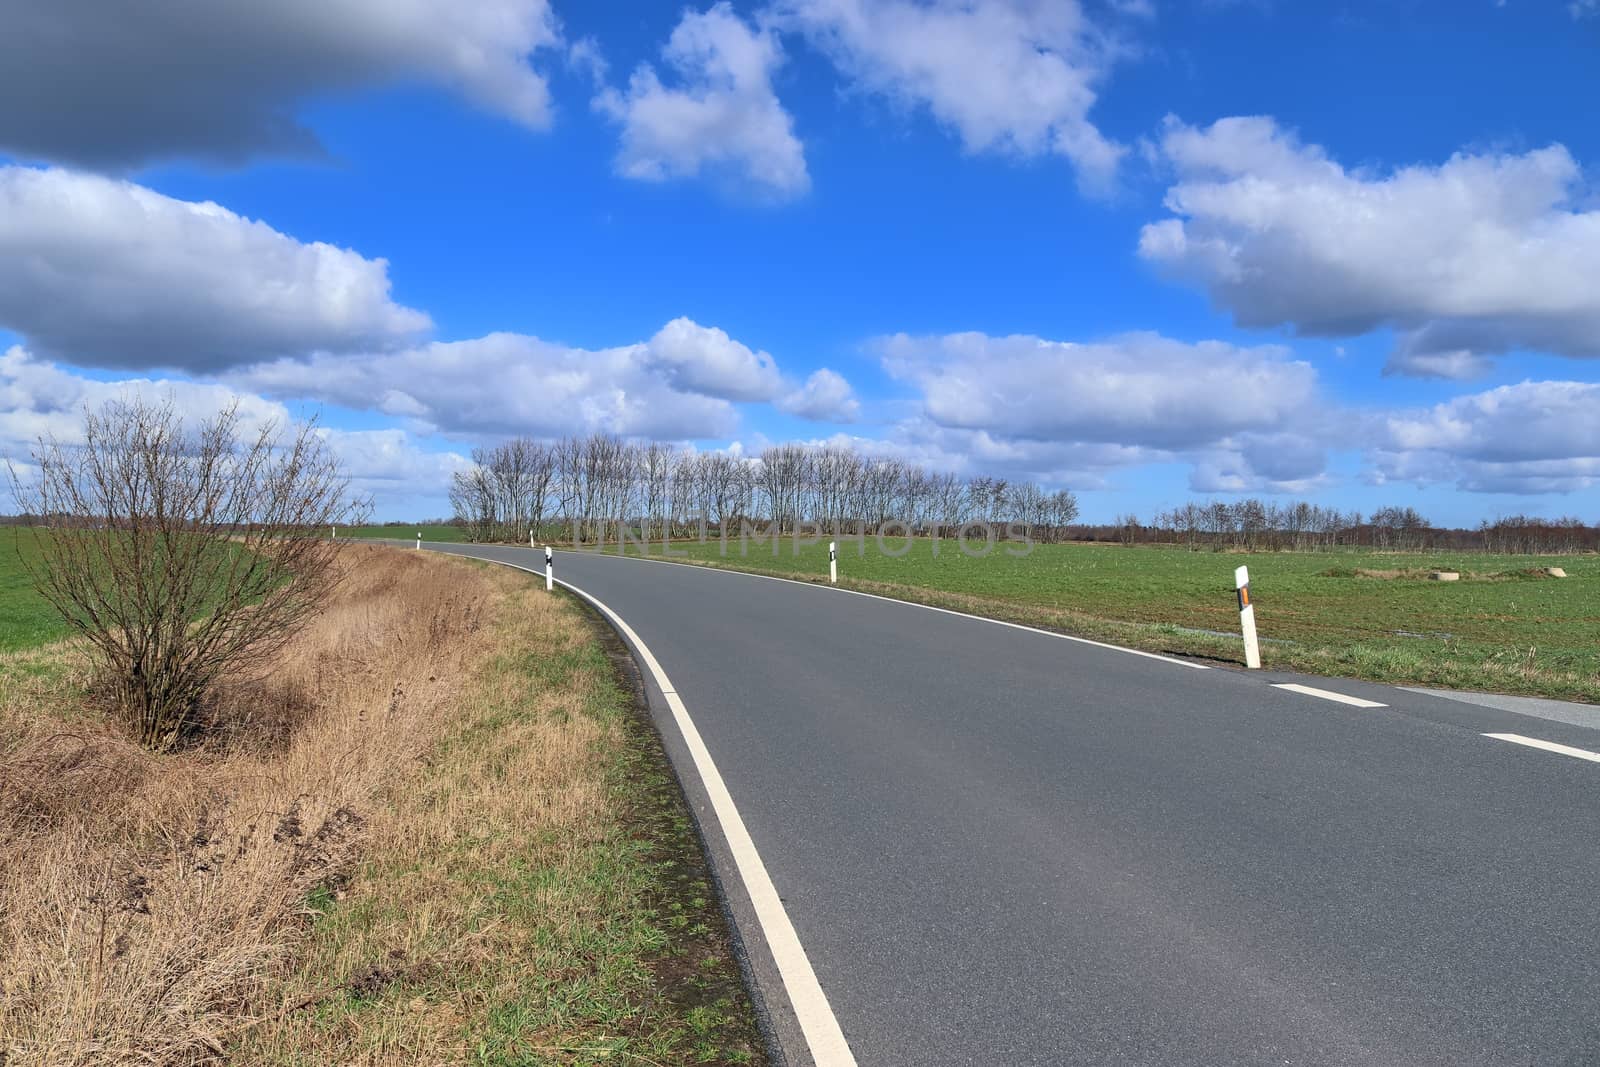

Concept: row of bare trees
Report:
left=449, top=434, right=1081, bottom=543
left=1125, top=500, right=1599, bottom=554
left=1144, top=500, right=1379, bottom=551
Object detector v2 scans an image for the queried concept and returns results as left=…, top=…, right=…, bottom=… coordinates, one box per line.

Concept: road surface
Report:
left=417, top=541, right=1600, bottom=1067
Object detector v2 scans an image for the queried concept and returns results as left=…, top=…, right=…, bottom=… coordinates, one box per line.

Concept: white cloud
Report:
left=879, top=330, right=1330, bottom=489
left=1374, top=380, right=1600, bottom=493
left=595, top=4, right=809, bottom=198
left=879, top=420, right=1157, bottom=490
left=0, top=0, right=562, bottom=169
left=778, top=367, right=861, bottom=421
left=776, top=0, right=1124, bottom=192
left=1141, top=116, right=1600, bottom=376
left=0, top=345, right=289, bottom=454
left=316, top=427, right=474, bottom=492
left=232, top=318, right=814, bottom=441
left=882, top=330, right=1319, bottom=448
left=645, top=317, right=784, bottom=401
left=0, top=346, right=472, bottom=509
left=0, top=166, right=431, bottom=373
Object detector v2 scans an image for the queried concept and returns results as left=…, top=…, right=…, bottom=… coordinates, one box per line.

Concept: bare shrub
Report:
left=9, top=397, right=368, bottom=750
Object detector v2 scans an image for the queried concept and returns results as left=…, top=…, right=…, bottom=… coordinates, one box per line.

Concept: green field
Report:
left=0, top=532, right=70, bottom=651
left=607, top=535, right=1600, bottom=703
left=338, top=523, right=473, bottom=542
left=0, top=524, right=464, bottom=650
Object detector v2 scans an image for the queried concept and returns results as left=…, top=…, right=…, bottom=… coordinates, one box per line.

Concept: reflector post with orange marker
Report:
left=1235, top=564, right=1261, bottom=669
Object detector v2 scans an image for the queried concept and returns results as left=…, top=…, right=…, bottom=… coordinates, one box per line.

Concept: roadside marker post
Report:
left=1235, top=564, right=1261, bottom=669
left=331, top=524, right=336, bottom=539
left=416, top=531, right=421, bottom=550
left=529, top=527, right=535, bottom=549
left=545, top=546, right=554, bottom=592
left=829, top=541, right=838, bottom=585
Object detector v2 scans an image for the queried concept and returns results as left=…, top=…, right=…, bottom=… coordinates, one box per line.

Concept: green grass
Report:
left=0, top=531, right=71, bottom=651
left=604, top=535, right=1600, bottom=703
left=339, top=523, right=473, bottom=542
left=236, top=570, right=766, bottom=1066
left=0, top=528, right=279, bottom=654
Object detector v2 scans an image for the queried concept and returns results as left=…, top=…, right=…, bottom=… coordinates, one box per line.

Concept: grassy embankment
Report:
left=0, top=540, right=765, bottom=1066
left=580, top=535, right=1597, bottom=704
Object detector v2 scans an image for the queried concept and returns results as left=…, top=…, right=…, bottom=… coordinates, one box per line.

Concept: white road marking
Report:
left=1482, top=733, right=1600, bottom=765
left=446, top=552, right=859, bottom=1067
left=1271, top=683, right=1388, bottom=709
left=576, top=546, right=1211, bottom=671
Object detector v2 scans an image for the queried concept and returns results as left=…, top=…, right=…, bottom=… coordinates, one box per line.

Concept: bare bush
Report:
left=9, top=397, right=368, bottom=750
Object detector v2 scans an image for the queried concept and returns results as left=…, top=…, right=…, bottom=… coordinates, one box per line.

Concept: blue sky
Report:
left=1, top=0, right=1598, bottom=525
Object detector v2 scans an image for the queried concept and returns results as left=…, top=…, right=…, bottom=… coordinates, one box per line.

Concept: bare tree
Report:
left=9, top=397, right=367, bottom=750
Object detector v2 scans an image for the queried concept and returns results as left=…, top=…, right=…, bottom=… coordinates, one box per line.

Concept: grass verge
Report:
left=0, top=546, right=765, bottom=1066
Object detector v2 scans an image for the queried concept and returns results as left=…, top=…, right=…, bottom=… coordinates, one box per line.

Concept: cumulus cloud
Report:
left=882, top=330, right=1319, bottom=447
left=1373, top=380, right=1600, bottom=493
left=1141, top=116, right=1600, bottom=377
left=316, top=427, right=474, bottom=492
left=232, top=318, right=818, bottom=441
left=0, top=346, right=288, bottom=454
left=595, top=3, right=809, bottom=198
left=0, top=346, right=472, bottom=508
left=0, top=0, right=562, bottom=169
left=879, top=330, right=1331, bottom=490
left=778, top=368, right=861, bottom=422
left=644, top=318, right=784, bottom=401
left=0, top=166, right=431, bottom=373
left=775, top=0, right=1124, bottom=192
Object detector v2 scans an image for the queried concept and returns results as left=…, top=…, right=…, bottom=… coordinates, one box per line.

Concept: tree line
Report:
left=445, top=434, right=1598, bottom=555
left=448, top=434, right=1081, bottom=543
left=1117, top=502, right=1599, bottom=554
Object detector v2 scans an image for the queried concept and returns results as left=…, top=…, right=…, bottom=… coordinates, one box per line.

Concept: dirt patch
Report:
left=1319, top=566, right=1564, bottom=582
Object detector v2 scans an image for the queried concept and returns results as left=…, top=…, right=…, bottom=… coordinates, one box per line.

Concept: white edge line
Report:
left=446, top=552, right=858, bottom=1066
left=1270, top=683, right=1388, bottom=709
left=559, top=545, right=1211, bottom=671
left=1482, top=732, right=1600, bottom=764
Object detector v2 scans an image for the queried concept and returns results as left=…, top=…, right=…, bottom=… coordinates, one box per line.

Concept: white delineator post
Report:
left=529, top=527, right=535, bottom=549
left=544, top=546, right=554, bottom=592
left=415, top=531, right=421, bottom=550
left=1235, top=564, right=1261, bottom=669
left=829, top=541, right=838, bottom=585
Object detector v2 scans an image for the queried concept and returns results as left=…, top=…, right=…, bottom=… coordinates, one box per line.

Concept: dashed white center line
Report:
left=1271, top=683, right=1388, bottom=709
left=1482, top=733, right=1600, bottom=764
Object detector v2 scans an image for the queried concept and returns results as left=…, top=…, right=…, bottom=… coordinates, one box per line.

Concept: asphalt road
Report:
left=420, top=542, right=1600, bottom=1067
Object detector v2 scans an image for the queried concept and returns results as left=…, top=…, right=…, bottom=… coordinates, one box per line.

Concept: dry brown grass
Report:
left=235, top=558, right=764, bottom=1066
left=236, top=597, right=615, bottom=1064
left=0, top=546, right=502, bottom=1064
left=0, top=545, right=764, bottom=1067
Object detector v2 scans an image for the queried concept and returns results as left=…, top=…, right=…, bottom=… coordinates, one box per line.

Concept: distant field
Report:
left=0, top=533, right=69, bottom=651
left=339, top=524, right=472, bottom=542
left=604, top=536, right=1600, bottom=703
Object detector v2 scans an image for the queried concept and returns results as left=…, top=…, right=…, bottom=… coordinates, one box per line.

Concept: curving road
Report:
left=417, top=541, right=1600, bottom=1067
